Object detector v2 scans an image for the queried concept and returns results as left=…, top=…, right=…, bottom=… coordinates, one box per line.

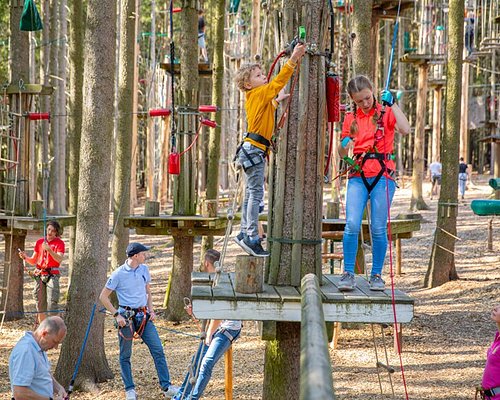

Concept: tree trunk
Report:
left=263, top=322, right=301, bottom=400
left=111, top=0, right=137, bottom=270
left=351, top=0, right=373, bottom=78
left=431, top=86, right=442, bottom=163
left=424, top=0, right=464, bottom=288
left=68, top=0, right=85, bottom=280
left=10, top=0, right=30, bottom=84
left=55, top=0, right=116, bottom=387
left=57, top=0, right=68, bottom=213
left=263, top=1, right=326, bottom=397
left=409, top=63, right=429, bottom=211
left=0, top=232, right=26, bottom=321
left=49, top=0, right=61, bottom=213
left=200, top=0, right=225, bottom=258
left=165, top=0, right=199, bottom=321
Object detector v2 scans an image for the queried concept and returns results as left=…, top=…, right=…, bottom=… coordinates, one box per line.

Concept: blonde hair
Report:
left=234, top=63, right=261, bottom=92
left=346, top=75, right=379, bottom=135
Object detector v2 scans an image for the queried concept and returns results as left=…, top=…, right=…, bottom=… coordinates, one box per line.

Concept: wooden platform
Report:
left=5, top=84, right=54, bottom=95
left=191, top=272, right=414, bottom=324
left=124, top=214, right=227, bottom=236
left=0, top=214, right=76, bottom=233
left=400, top=53, right=446, bottom=65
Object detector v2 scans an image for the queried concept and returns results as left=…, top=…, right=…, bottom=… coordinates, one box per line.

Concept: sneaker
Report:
left=233, top=232, right=246, bottom=248
left=125, top=389, right=137, bottom=400
left=163, top=385, right=180, bottom=398
left=240, top=237, right=269, bottom=257
left=338, top=272, right=356, bottom=291
left=369, top=274, right=385, bottom=291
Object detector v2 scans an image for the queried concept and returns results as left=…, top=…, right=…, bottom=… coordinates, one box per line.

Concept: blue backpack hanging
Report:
left=20, top=0, right=43, bottom=32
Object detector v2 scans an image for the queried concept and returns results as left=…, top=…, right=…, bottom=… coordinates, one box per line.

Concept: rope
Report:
left=66, top=303, right=97, bottom=397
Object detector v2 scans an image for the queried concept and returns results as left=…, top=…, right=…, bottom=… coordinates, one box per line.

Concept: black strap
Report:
left=244, top=132, right=271, bottom=148
left=353, top=152, right=392, bottom=194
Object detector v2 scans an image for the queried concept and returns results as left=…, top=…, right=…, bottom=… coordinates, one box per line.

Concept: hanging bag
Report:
left=20, top=0, right=43, bottom=32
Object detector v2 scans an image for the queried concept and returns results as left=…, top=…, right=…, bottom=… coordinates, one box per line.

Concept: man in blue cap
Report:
left=100, top=242, right=179, bottom=400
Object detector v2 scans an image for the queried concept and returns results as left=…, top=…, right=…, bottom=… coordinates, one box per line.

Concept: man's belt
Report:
left=244, top=132, right=271, bottom=148
left=36, top=266, right=60, bottom=274
left=355, top=152, right=393, bottom=162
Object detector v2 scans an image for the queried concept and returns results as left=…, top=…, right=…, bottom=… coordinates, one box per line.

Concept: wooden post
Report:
left=394, top=323, right=403, bottom=353
left=30, top=200, right=45, bottom=219
left=235, top=255, right=264, bottom=294
left=487, top=217, right=493, bottom=251
left=201, top=199, right=218, bottom=217
left=144, top=200, right=160, bottom=216
left=225, top=345, right=233, bottom=400
left=396, top=237, right=402, bottom=276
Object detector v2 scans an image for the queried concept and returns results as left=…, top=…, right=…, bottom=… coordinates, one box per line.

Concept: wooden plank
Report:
left=132, top=227, right=226, bottom=236
left=320, top=276, right=344, bottom=301
left=191, top=298, right=414, bottom=323
left=191, top=272, right=213, bottom=285
left=191, top=285, right=212, bottom=300
left=324, top=275, right=368, bottom=301
left=355, top=277, right=392, bottom=300
left=212, top=278, right=235, bottom=301
left=274, top=286, right=301, bottom=302
left=256, top=283, right=281, bottom=302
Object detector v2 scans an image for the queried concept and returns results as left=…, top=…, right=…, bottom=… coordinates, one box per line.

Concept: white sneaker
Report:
left=125, top=389, right=137, bottom=400
left=163, top=385, right=180, bottom=398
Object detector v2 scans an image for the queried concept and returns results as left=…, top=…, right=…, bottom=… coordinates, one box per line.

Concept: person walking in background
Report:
left=99, top=242, right=178, bottom=400
left=458, top=157, right=468, bottom=200
left=198, top=10, right=208, bottom=62
left=18, top=220, right=65, bottom=323
left=477, top=305, right=500, bottom=399
left=9, top=316, right=67, bottom=400
left=429, top=160, right=442, bottom=200
left=338, top=75, right=410, bottom=292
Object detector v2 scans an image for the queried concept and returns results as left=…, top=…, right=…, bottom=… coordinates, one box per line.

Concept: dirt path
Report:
left=1, top=176, right=499, bottom=399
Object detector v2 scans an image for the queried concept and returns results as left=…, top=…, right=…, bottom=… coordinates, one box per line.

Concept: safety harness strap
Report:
left=353, top=152, right=393, bottom=194
left=244, top=132, right=271, bottom=148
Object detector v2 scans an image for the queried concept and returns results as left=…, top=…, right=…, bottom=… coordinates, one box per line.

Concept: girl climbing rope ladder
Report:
left=337, top=75, right=410, bottom=291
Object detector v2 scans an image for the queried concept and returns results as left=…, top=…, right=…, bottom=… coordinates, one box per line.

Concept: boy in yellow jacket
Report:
left=233, top=43, right=306, bottom=256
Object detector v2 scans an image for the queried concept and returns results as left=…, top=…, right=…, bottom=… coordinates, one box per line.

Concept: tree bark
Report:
left=409, top=63, right=429, bottom=211
left=165, top=0, right=199, bottom=321
left=351, top=0, right=373, bottom=78
left=10, top=0, right=30, bottom=84
left=424, top=0, right=464, bottom=288
left=68, top=0, right=85, bottom=280
left=201, top=0, right=225, bottom=257
left=263, top=0, right=326, bottom=397
left=55, top=0, right=116, bottom=387
left=111, top=0, right=137, bottom=270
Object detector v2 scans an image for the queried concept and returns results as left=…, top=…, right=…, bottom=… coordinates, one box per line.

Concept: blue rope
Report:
left=383, top=0, right=403, bottom=91
left=67, top=303, right=97, bottom=396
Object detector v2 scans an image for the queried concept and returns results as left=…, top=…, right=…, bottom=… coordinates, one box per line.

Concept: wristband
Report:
left=113, top=311, right=119, bottom=317
left=341, top=136, right=352, bottom=149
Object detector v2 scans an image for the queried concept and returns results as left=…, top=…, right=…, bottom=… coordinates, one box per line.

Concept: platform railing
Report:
left=300, top=273, right=335, bottom=400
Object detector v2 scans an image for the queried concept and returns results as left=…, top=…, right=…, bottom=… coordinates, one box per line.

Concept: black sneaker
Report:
left=234, top=232, right=246, bottom=248
left=240, top=237, right=269, bottom=257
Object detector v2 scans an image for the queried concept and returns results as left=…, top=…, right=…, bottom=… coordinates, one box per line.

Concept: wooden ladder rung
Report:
left=321, top=253, right=344, bottom=260
left=322, top=231, right=344, bottom=240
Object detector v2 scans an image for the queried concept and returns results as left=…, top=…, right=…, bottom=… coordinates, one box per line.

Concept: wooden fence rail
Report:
left=300, top=273, right=335, bottom=400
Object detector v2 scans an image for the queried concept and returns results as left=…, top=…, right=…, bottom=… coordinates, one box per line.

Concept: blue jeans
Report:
left=174, top=341, right=209, bottom=399
left=459, top=173, right=467, bottom=196
left=119, top=315, right=171, bottom=391
left=343, top=176, right=396, bottom=276
left=238, top=142, right=265, bottom=241
left=175, top=328, right=241, bottom=400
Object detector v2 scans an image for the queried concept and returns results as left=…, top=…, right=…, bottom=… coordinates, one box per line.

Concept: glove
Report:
left=341, top=136, right=353, bottom=149
left=381, top=90, right=395, bottom=107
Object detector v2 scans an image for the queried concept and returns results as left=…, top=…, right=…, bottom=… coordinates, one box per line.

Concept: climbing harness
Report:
left=116, top=306, right=149, bottom=341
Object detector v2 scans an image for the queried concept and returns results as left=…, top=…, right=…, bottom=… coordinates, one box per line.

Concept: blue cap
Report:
left=126, top=242, right=151, bottom=257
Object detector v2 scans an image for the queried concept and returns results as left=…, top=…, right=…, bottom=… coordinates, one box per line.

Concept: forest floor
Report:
left=0, top=174, right=499, bottom=400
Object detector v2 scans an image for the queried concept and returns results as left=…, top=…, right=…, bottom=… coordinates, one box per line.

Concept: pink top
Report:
left=482, top=331, right=500, bottom=398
